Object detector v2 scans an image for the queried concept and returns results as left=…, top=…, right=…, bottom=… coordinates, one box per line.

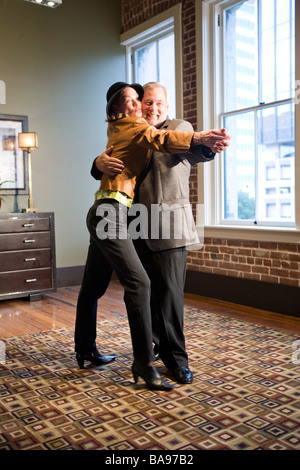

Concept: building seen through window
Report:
left=221, top=0, right=295, bottom=225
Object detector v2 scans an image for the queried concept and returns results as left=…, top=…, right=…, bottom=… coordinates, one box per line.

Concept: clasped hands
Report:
left=95, top=128, right=231, bottom=176
left=197, top=128, right=231, bottom=154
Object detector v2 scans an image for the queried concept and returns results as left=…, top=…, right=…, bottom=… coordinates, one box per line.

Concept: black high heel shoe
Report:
left=76, top=350, right=116, bottom=369
left=132, top=362, right=174, bottom=391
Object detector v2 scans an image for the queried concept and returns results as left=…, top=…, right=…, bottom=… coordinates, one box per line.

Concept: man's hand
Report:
left=95, top=146, right=124, bottom=176
left=201, top=128, right=231, bottom=153
left=193, top=128, right=231, bottom=153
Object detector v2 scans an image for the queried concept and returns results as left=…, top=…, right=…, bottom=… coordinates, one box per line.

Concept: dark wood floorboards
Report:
left=0, top=280, right=299, bottom=339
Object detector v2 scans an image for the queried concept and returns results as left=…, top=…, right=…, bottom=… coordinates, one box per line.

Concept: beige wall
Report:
left=0, top=0, right=125, bottom=267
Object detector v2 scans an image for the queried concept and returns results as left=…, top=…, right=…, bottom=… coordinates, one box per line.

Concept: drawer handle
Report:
left=25, top=278, right=37, bottom=283
left=24, top=239, right=36, bottom=243
left=23, top=223, right=35, bottom=227
left=25, top=258, right=37, bottom=262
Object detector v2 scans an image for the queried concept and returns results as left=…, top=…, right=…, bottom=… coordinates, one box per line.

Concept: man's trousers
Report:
left=134, top=238, right=188, bottom=371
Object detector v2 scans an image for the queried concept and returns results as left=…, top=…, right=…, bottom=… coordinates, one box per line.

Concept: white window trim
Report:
left=196, top=0, right=300, bottom=244
left=120, top=4, right=183, bottom=119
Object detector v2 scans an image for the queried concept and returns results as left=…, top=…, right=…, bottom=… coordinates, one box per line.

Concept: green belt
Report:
left=95, top=189, right=133, bottom=208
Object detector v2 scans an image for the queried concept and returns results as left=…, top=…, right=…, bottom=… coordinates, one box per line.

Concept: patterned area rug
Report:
left=0, top=307, right=299, bottom=451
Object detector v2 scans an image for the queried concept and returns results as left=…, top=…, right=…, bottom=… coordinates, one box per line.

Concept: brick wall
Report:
left=121, top=0, right=300, bottom=289
left=187, top=239, right=300, bottom=287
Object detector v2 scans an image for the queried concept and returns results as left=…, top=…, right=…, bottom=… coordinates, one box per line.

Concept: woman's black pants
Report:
left=74, top=200, right=154, bottom=364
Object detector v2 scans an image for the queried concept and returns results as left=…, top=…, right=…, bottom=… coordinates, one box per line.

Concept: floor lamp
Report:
left=18, top=132, right=39, bottom=213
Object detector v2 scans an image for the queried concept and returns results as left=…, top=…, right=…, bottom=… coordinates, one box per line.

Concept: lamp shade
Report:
left=18, top=132, right=38, bottom=150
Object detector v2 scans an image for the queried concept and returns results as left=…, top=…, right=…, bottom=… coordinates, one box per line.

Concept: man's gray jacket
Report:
left=133, top=118, right=214, bottom=251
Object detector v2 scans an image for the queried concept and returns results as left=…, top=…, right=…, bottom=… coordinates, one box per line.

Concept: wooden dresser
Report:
left=0, top=212, right=56, bottom=301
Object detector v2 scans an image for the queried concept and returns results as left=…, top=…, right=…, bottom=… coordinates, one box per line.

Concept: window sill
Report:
left=201, top=224, right=300, bottom=244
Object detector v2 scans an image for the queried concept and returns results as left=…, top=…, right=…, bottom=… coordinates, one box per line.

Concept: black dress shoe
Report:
left=132, top=362, right=174, bottom=391
left=76, top=350, right=116, bottom=369
left=153, top=344, right=160, bottom=361
left=173, top=367, right=193, bottom=384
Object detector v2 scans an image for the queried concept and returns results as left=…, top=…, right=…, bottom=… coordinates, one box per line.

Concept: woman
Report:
left=75, top=82, right=207, bottom=391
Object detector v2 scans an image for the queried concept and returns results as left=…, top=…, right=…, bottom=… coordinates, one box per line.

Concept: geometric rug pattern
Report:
left=0, top=307, right=299, bottom=450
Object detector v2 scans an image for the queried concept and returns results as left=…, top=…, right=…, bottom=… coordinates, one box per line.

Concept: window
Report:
left=281, top=203, right=291, bottom=218
left=120, top=4, right=183, bottom=119
left=266, top=188, right=276, bottom=195
left=280, top=187, right=290, bottom=194
left=280, top=164, right=291, bottom=180
left=131, top=34, right=176, bottom=118
left=266, top=165, right=276, bottom=181
left=202, top=0, right=296, bottom=229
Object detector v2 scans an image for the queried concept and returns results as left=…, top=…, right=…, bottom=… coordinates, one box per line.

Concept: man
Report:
left=92, top=82, right=230, bottom=383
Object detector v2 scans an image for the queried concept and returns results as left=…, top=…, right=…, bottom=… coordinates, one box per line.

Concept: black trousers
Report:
left=134, top=238, right=188, bottom=371
left=74, top=200, right=154, bottom=364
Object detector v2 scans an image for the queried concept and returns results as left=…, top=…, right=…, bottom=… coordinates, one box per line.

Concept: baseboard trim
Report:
left=185, top=270, right=299, bottom=317
left=56, top=266, right=118, bottom=288
left=56, top=265, right=85, bottom=288
left=56, top=266, right=299, bottom=317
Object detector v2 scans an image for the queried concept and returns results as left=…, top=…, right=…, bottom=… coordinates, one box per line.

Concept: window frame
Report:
left=120, top=4, right=183, bottom=119
left=197, top=0, right=300, bottom=243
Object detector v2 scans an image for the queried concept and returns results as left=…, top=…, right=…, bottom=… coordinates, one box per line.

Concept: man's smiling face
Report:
left=142, top=86, right=169, bottom=127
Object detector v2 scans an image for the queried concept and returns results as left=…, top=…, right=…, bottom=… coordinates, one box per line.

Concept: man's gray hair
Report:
left=143, top=82, right=169, bottom=104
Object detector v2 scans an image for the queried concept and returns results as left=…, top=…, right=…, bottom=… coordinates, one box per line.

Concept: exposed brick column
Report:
left=122, top=0, right=180, bottom=33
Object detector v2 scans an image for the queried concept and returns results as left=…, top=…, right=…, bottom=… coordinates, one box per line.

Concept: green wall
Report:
left=0, top=0, right=125, bottom=268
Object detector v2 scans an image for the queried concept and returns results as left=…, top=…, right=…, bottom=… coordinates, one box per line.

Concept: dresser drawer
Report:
left=0, top=232, right=50, bottom=251
left=0, top=268, right=53, bottom=295
left=0, top=249, right=51, bottom=272
left=0, top=212, right=56, bottom=300
left=0, top=218, right=50, bottom=233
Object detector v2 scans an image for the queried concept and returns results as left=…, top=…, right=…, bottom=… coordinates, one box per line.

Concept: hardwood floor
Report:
left=0, top=280, right=299, bottom=339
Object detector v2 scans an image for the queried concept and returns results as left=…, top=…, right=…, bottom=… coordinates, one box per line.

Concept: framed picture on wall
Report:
left=0, top=114, right=29, bottom=195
